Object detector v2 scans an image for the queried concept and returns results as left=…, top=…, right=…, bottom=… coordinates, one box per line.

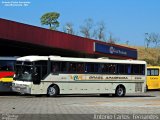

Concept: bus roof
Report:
left=147, top=66, right=160, bottom=69
left=17, top=55, right=146, bottom=64
left=0, top=56, right=19, bottom=60
left=17, top=56, right=48, bottom=62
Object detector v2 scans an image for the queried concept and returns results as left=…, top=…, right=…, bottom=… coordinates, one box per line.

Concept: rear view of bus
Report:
left=0, top=57, right=17, bottom=92
left=147, top=66, right=160, bottom=90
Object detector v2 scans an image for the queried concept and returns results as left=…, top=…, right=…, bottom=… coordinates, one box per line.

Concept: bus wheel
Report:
left=115, top=85, right=125, bottom=97
left=47, top=85, right=59, bottom=97
left=146, top=85, right=148, bottom=91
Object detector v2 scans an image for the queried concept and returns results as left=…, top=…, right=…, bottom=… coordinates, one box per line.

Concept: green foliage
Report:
left=142, top=58, right=160, bottom=66
left=40, top=12, right=60, bottom=30
left=157, top=56, right=160, bottom=65
left=142, top=58, right=156, bottom=66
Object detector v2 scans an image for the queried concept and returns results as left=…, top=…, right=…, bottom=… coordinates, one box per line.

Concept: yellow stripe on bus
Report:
left=0, top=78, right=14, bottom=82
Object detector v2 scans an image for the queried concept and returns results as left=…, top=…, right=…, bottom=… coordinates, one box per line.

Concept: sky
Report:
left=0, top=0, right=160, bottom=46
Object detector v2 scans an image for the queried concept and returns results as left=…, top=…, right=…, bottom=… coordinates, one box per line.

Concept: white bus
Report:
left=12, top=56, right=146, bottom=97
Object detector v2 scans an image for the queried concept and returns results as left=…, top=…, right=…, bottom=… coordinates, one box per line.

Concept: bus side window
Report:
left=77, top=63, right=84, bottom=73
left=97, top=63, right=116, bottom=74
left=117, top=64, right=130, bottom=75
left=33, top=66, right=41, bottom=81
left=85, top=63, right=99, bottom=73
left=52, top=62, right=60, bottom=73
left=85, top=63, right=95, bottom=73
left=61, top=62, right=67, bottom=72
left=147, top=69, right=151, bottom=76
left=117, top=64, right=125, bottom=74
left=155, top=69, right=159, bottom=76
left=132, top=65, right=139, bottom=75
left=109, top=64, right=116, bottom=74
left=140, top=65, right=145, bottom=75
left=85, top=63, right=90, bottom=73
left=131, top=64, right=145, bottom=75
left=150, top=69, right=159, bottom=76
left=68, top=62, right=76, bottom=73
left=127, top=65, right=131, bottom=74
left=101, top=64, right=105, bottom=73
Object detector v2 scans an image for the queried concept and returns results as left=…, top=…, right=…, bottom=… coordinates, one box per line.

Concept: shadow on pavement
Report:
left=54, top=94, right=156, bottom=98
left=0, top=92, right=19, bottom=96
left=0, top=92, right=157, bottom=98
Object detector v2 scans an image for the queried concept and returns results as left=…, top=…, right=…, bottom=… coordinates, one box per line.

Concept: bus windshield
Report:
left=0, top=60, right=14, bottom=71
left=15, top=65, right=33, bottom=81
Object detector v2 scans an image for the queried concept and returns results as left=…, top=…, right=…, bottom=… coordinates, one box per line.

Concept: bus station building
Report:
left=0, top=18, right=137, bottom=59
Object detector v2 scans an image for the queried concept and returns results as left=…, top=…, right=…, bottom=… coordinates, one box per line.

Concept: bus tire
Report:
left=146, top=85, right=148, bottom=91
left=100, top=94, right=109, bottom=97
left=115, top=85, right=125, bottom=97
left=47, top=85, right=59, bottom=97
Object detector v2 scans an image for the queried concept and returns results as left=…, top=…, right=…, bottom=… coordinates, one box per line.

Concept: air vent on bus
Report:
left=135, top=83, right=142, bottom=92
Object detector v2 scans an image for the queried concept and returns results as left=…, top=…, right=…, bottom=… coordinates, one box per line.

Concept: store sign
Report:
left=94, top=43, right=137, bottom=59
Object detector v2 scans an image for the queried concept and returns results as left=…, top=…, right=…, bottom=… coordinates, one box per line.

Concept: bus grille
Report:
left=135, top=83, right=142, bottom=92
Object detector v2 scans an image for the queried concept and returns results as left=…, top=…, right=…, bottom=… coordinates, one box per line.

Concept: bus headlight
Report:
left=12, top=83, right=15, bottom=86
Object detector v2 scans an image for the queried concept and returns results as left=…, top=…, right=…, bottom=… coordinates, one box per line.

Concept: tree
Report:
left=63, top=22, right=75, bottom=35
left=107, top=32, right=118, bottom=44
left=145, top=33, right=160, bottom=48
left=92, top=21, right=106, bottom=42
left=149, top=33, right=160, bottom=47
left=145, top=33, right=152, bottom=48
left=125, top=40, right=129, bottom=45
left=80, top=18, right=94, bottom=38
left=95, top=21, right=106, bottom=41
left=40, top=12, right=60, bottom=30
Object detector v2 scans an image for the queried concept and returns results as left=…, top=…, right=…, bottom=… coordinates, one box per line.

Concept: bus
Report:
left=147, top=66, right=160, bottom=90
left=0, top=57, right=18, bottom=92
left=12, top=56, right=146, bottom=97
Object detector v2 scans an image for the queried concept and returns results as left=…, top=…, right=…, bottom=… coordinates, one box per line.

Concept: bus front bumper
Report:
left=12, top=83, right=31, bottom=94
left=0, top=82, right=12, bottom=92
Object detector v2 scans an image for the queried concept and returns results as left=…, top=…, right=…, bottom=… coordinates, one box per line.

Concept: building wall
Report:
left=0, top=18, right=137, bottom=59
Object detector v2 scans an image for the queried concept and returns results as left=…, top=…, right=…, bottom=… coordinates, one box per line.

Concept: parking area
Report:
left=0, top=91, right=159, bottom=114
left=0, top=91, right=160, bottom=120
